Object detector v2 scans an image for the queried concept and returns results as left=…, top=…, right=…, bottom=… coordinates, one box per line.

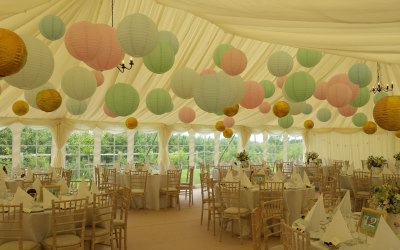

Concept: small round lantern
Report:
left=171, top=68, right=200, bottom=99
left=373, top=96, right=400, bottom=131
left=278, top=115, right=294, bottom=129
left=66, top=99, right=88, bottom=115
left=304, top=120, right=314, bottom=129
left=259, top=101, right=271, bottom=114
left=267, top=51, right=293, bottom=77
left=178, top=107, right=195, bottom=123
left=158, top=30, right=179, bottom=55
left=125, top=117, right=138, bottom=129
left=0, top=28, right=27, bottom=77
left=240, top=80, right=264, bottom=109
left=348, top=63, right=372, bottom=88
left=223, top=117, right=235, bottom=128
left=338, top=105, right=357, bottom=117
left=39, top=15, right=65, bottom=41
left=260, top=80, right=275, bottom=98
left=223, top=128, right=233, bottom=138
left=352, top=113, right=368, bottom=127
left=215, top=121, right=225, bottom=132
left=143, top=42, right=175, bottom=74
left=36, top=89, right=62, bottom=112
left=213, top=44, right=234, bottom=68
left=61, top=66, right=97, bottom=100
left=316, top=108, right=331, bottom=122
left=146, top=88, right=173, bottom=115
left=105, top=83, right=140, bottom=116
left=12, top=100, right=29, bottom=116
left=363, top=121, right=377, bottom=134
left=273, top=101, right=290, bottom=118
left=221, top=48, right=247, bottom=76
left=296, top=49, right=322, bottom=68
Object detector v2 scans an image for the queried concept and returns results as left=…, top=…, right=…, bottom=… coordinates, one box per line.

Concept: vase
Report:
left=371, top=166, right=383, bottom=176
left=387, top=213, right=400, bottom=236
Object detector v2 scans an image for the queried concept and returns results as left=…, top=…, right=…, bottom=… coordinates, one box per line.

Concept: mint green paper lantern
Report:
left=39, top=15, right=65, bottom=41
left=24, top=82, right=54, bottom=109
left=143, top=42, right=175, bottom=74
left=296, top=49, right=322, bottom=68
left=284, top=72, right=316, bottom=102
left=289, top=102, right=306, bottom=115
left=259, top=80, right=275, bottom=98
left=303, top=103, right=313, bottom=114
left=61, top=66, right=97, bottom=100
left=66, top=98, right=88, bottom=115
left=348, top=64, right=372, bottom=88
left=374, top=92, right=388, bottom=104
left=213, top=44, right=234, bottom=68
left=105, top=82, right=140, bottom=116
left=350, top=87, right=370, bottom=107
left=278, top=114, right=294, bottom=129
left=159, top=30, right=179, bottom=55
left=146, top=88, right=173, bottom=115
left=352, top=112, right=368, bottom=127
left=317, top=108, right=331, bottom=122
left=267, top=51, right=293, bottom=77
left=171, top=68, right=200, bottom=99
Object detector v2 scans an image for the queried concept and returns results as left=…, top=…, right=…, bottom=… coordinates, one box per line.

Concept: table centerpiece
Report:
left=367, top=155, right=385, bottom=175
left=305, top=151, right=318, bottom=164
left=236, top=150, right=249, bottom=168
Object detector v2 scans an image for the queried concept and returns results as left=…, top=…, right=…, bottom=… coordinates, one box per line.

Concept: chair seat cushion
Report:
left=161, top=187, right=178, bottom=192
left=84, top=226, right=110, bottom=237
left=224, top=207, right=250, bottom=215
left=131, top=188, right=145, bottom=194
left=42, top=234, right=81, bottom=248
left=0, top=240, right=40, bottom=250
left=356, top=191, right=370, bottom=196
left=113, top=219, right=126, bottom=227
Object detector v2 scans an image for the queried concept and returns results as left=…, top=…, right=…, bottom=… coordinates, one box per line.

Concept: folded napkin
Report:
left=302, top=171, right=312, bottom=186
left=290, top=171, right=305, bottom=188
left=382, top=167, right=393, bottom=175
left=0, top=178, right=6, bottom=191
left=304, top=194, right=327, bottom=232
left=370, top=215, right=400, bottom=249
left=56, top=179, right=69, bottom=195
left=12, top=187, right=34, bottom=210
left=42, top=187, right=59, bottom=209
left=240, top=171, right=252, bottom=188
left=321, top=210, right=353, bottom=246
left=124, top=163, right=131, bottom=173
left=274, top=168, right=285, bottom=181
left=336, top=190, right=352, bottom=218
left=25, top=168, right=33, bottom=182
left=90, top=182, right=100, bottom=195
left=77, top=181, right=91, bottom=200
left=223, top=169, right=234, bottom=182
left=32, top=178, right=42, bottom=192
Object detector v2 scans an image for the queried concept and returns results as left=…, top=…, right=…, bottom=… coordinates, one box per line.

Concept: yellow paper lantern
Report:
left=215, top=121, right=225, bottom=132
left=223, top=128, right=233, bottom=138
left=304, top=120, right=314, bottom=129
left=223, top=104, right=239, bottom=117
left=395, top=131, right=400, bottom=138
left=363, top=121, right=377, bottom=135
left=36, top=89, right=62, bottom=112
left=12, top=100, right=29, bottom=116
left=0, top=28, right=27, bottom=77
left=373, top=96, right=400, bottom=131
left=125, top=117, right=138, bottom=129
left=273, top=101, right=290, bottom=118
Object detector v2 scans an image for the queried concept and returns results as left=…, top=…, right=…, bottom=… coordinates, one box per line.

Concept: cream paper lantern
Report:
left=267, top=51, right=293, bottom=77
left=61, top=66, right=97, bottom=100
left=316, top=108, right=331, bottom=122
left=158, top=30, right=179, bottom=55
left=66, top=98, right=88, bottom=115
left=170, top=68, right=200, bottom=99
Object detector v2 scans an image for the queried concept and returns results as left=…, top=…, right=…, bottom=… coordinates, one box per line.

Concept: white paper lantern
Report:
left=267, top=51, right=293, bottom=77
left=61, top=66, right=97, bottom=100
left=171, top=68, right=200, bottom=99
left=159, top=30, right=179, bottom=55
left=66, top=98, right=88, bottom=115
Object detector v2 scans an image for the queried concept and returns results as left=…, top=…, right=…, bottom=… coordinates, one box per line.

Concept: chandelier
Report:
left=371, top=62, right=393, bottom=94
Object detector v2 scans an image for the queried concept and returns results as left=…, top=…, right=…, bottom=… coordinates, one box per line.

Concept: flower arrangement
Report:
left=367, top=155, right=385, bottom=168
left=305, top=151, right=318, bottom=163
left=394, top=152, right=400, bottom=161
left=371, top=184, right=400, bottom=214
left=236, top=150, right=249, bottom=162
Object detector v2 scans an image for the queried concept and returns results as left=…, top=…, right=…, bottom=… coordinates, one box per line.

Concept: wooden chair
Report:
left=33, top=173, right=53, bottom=185
left=129, top=170, right=148, bottom=209
left=304, top=165, right=321, bottom=188
left=200, top=172, right=210, bottom=225
left=41, top=198, right=88, bottom=250
left=39, top=184, right=61, bottom=202
left=84, top=192, right=114, bottom=250
left=259, top=181, right=284, bottom=203
left=61, top=169, right=72, bottom=187
left=353, top=170, right=372, bottom=211
left=0, top=203, right=41, bottom=250
left=52, top=167, right=63, bottom=177
left=251, top=206, right=262, bottom=250
left=160, top=169, right=182, bottom=210
left=320, top=175, right=338, bottom=212
left=282, top=162, right=294, bottom=177
left=102, top=168, right=117, bottom=185
left=218, top=165, right=232, bottom=181
left=281, top=219, right=310, bottom=250
left=94, top=166, right=101, bottom=187
left=99, top=182, right=120, bottom=193
left=251, top=173, right=266, bottom=185
left=206, top=177, right=221, bottom=236
left=112, top=187, right=131, bottom=250
left=219, top=181, right=250, bottom=244
left=180, top=166, right=194, bottom=207
left=382, top=174, right=400, bottom=187
left=199, top=162, right=211, bottom=174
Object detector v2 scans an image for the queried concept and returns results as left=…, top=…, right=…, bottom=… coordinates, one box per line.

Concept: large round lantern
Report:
left=259, top=101, right=271, bottom=114
left=61, top=66, right=97, bottom=100
left=395, top=131, right=400, bottom=138
left=223, top=117, right=235, bottom=128
left=125, top=117, right=138, bottom=129
left=363, top=121, right=377, bottom=134
left=0, top=28, right=27, bottom=77
left=213, top=44, right=234, bottom=68
left=350, top=87, right=370, bottom=107
left=240, top=80, right=264, bottom=109
left=223, top=104, right=239, bottom=117
left=326, top=83, right=352, bottom=108
left=143, top=42, right=175, bottom=74
left=158, top=30, right=179, bottom=55
left=338, top=105, right=357, bottom=117
left=66, top=98, right=88, bottom=115
left=284, top=72, right=316, bottom=102
left=352, top=112, right=368, bottom=127
left=36, top=89, right=62, bottom=112
left=117, top=14, right=159, bottom=57
left=278, top=115, right=294, bottom=129
left=373, top=96, right=400, bottom=131
left=296, top=49, right=322, bottom=68
left=316, top=108, right=331, bottom=122
left=304, top=120, right=314, bottom=129
left=103, top=103, right=117, bottom=118
left=348, top=64, right=372, bottom=88
left=24, top=82, right=54, bottom=109
left=374, top=92, right=388, bottom=104
left=178, top=107, right=195, bottom=123
left=105, top=83, right=140, bottom=116
left=267, top=51, right=293, bottom=77
left=313, top=81, right=328, bottom=100
left=12, top=100, right=29, bottom=116
left=273, top=101, right=290, bottom=118
left=171, top=68, right=200, bottom=99
left=39, top=15, right=65, bottom=41
left=328, top=74, right=359, bottom=100
left=146, top=88, right=173, bottom=115
left=221, top=48, right=247, bottom=76
left=223, top=128, right=233, bottom=138
left=259, top=80, right=275, bottom=98
left=215, top=121, right=225, bottom=132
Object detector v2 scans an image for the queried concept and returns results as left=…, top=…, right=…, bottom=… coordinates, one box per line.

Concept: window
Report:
left=0, top=128, right=12, bottom=172
left=65, top=131, right=94, bottom=180
left=266, top=134, right=283, bottom=163
left=194, top=133, right=214, bottom=167
left=21, top=127, right=52, bottom=170
left=133, top=131, right=158, bottom=165
left=168, top=132, right=189, bottom=167
left=219, top=133, right=238, bottom=163
left=288, top=134, right=304, bottom=162
left=246, top=133, right=264, bottom=163
left=101, top=132, right=127, bottom=166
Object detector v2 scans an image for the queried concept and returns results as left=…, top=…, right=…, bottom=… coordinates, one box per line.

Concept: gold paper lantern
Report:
left=12, top=100, right=29, bottom=116
left=395, top=131, right=400, bottom=138
left=373, top=96, right=400, bottom=131
left=273, top=101, right=290, bottom=118
left=304, top=120, right=314, bottom=129
left=215, top=121, right=225, bottom=132
left=363, top=121, right=377, bottom=135
left=0, top=28, right=27, bottom=77
left=223, top=128, right=233, bottom=138
left=36, top=89, right=62, bottom=112
left=125, top=117, right=138, bottom=129
left=223, top=104, right=239, bottom=117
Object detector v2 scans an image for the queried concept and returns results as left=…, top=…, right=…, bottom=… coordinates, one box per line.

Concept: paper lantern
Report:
left=125, top=117, right=138, bottom=129
left=39, top=15, right=65, bottom=40
left=5, top=36, right=53, bottom=90
left=223, top=117, right=235, bottom=128
left=171, top=68, right=200, bottom=99
left=105, top=83, right=140, bottom=116
left=143, top=42, right=175, bottom=74
left=12, top=100, right=29, bottom=116
left=200, top=68, right=215, bottom=77
left=117, top=14, right=159, bottom=57
left=316, top=108, right=331, bottom=122
left=328, top=74, right=359, bottom=100
left=352, top=113, right=368, bottom=127
left=221, top=48, right=247, bottom=76
left=36, top=89, right=62, bottom=112
left=350, top=87, right=370, bottom=107
left=267, top=51, right=293, bottom=77
left=303, top=103, right=313, bottom=115
left=348, top=64, right=372, bottom=88
left=24, top=82, right=54, bottom=109
left=215, top=121, right=225, bottom=132
left=338, top=105, right=357, bottom=117
left=278, top=115, right=294, bottom=129
left=289, top=102, right=306, bottom=115
left=213, top=44, right=234, bottom=68
left=178, top=107, right=195, bottom=123
left=313, top=81, right=328, bottom=100
left=395, top=131, right=400, bottom=138
left=374, top=92, right=388, bottom=104
left=304, top=120, right=314, bottom=129
left=284, top=72, right=316, bottom=102
left=240, top=80, right=264, bottom=109
left=146, top=88, right=173, bottom=115
left=61, top=66, right=97, bottom=100
left=223, top=104, right=239, bottom=117
left=373, top=96, right=400, bottom=131
left=259, top=101, right=271, bottom=114
left=326, top=83, right=352, bottom=108
left=363, top=121, right=377, bottom=134
left=92, top=70, right=104, bottom=87
left=159, top=30, right=179, bottom=55
left=223, top=128, right=233, bottom=138
left=296, top=49, right=322, bottom=68
left=276, top=76, right=287, bottom=89
left=273, top=101, right=290, bottom=118
left=103, top=103, right=117, bottom=118
left=0, top=28, right=27, bottom=77
left=66, top=99, right=88, bottom=115
left=259, top=80, right=275, bottom=98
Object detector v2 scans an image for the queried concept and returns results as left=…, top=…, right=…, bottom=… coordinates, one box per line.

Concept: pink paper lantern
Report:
left=200, top=68, right=215, bottom=77
left=223, top=116, right=235, bottom=128
left=240, top=80, right=264, bottom=109
left=85, top=24, right=124, bottom=71
left=220, top=48, right=247, bottom=76
left=338, top=105, right=357, bottom=117
left=92, top=70, right=104, bottom=87
left=103, top=103, right=117, bottom=118
left=64, top=21, right=102, bottom=62
left=313, top=81, right=328, bottom=100
left=259, top=101, right=271, bottom=113
left=276, top=76, right=287, bottom=89
left=328, top=73, right=359, bottom=100
left=326, top=83, right=353, bottom=108
left=178, top=107, right=195, bottom=123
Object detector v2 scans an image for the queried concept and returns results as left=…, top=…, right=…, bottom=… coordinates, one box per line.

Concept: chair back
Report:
left=218, top=165, right=232, bottom=180
left=129, top=170, right=148, bottom=191
left=0, top=203, right=23, bottom=247
left=353, top=170, right=372, bottom=192
left=304, top=165, right=321, bottom=185
left=200, top=163, right=211, bottom=174
left=281, top=219, right=310, bottom=250
left=382, top=174, right=400, bottom=187
left=90, top=192, right=114, bottom=242
left=113, top=187, right=131, bottom=226
left=219, top=181, right=241, bottom=210
left=166, top=169, right=181, bottom=192
left=200, top=172, right=209, bottom=203
left=94, top=166, right=101, bottom=187
left=33, top=173, right=53, bottom=185
left=259, top=181, right=284, bottom=202
left=361, top=160, right=368, bottom=170
left=102, top=168, right=117, bottom=185
left=251, top=173, right=266, bottom=185
left=182, top=166, right=194, bottom=186
left=282, top=162, right=293, bottom=177
left=62, top=169, right=72, bottom=187
left=251, top=206, right=262, bottom=250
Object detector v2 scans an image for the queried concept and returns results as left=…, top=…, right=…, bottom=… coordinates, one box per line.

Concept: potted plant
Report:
left=305, top=151, right=318, bottom=164
left=367, top=155, right=385, bottom=175
left=236, top=150, right=249, bottom=168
